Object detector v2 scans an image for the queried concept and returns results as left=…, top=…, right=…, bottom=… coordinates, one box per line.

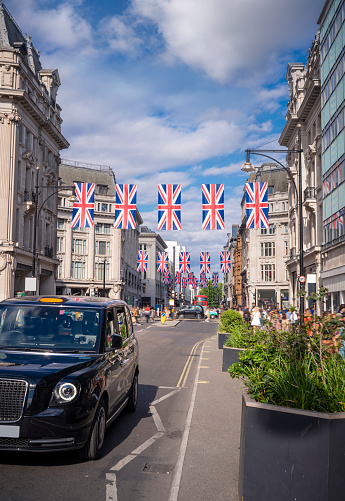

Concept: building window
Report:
left=57, top=218, right=64, bottom=229
left=97, top=185, right=108, bottom=195
left=58, top=261, right=63, bottom=278
left=269, top=224, right=275, bottom=234
left=71, top=261, right=85, bottom=279
left=57, top=237, right=64, bottom=252
left=95, top=262, right=109, bottom=280
left=268, top=186, right=274, bottom=194
left=104, top=224, right=111, bottom=234
left=101, top=203, right=108, bottom=212
left=261, top=228, right=268, bottom=235
left=284, top=240, right=289, bottom=256
left=72, top=239, right=86, bottom=254
left=139, top=244, right=147, bottom=251
left=96, top=240, right=110, bottom=255
left=261, top=264, right=275, bottom=282
left=261, top=242, right=275, bottom=257
left=95, top=223, right=102, bottom=233
left=283, top=223, right=289, bottom=233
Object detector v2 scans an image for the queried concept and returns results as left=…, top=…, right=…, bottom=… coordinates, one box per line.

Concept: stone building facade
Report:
left=241, top=165, right=290, bottom=310
left=279, top=32, right=323, bottom=312
left=56, top=161, right=142, bottom=304
left=222, top=225, right=238, bottom=308
left=0, top=2, right=69, bottom=299
left=138, top=226, right=168, bottom=308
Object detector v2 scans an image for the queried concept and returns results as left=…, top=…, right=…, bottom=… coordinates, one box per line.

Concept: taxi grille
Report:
left=0, top=379, right=28, bottom=422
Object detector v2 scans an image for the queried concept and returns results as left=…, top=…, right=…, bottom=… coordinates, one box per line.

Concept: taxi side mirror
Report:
left=111, top=334, right=123, bottom=350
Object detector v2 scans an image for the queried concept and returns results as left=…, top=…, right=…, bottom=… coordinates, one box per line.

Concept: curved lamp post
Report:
left=241, top=127, right=304, bottom=318
left=31, top=166, right=76, bottom=290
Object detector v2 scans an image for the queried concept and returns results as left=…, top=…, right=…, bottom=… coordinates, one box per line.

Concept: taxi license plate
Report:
left=0, top=425, right=20, bottom=438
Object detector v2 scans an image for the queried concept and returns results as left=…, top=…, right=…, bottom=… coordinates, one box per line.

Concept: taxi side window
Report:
left=106, top=309, right=115, bottom=348
left=115, top=307, right=128, bottom=341
left=125, top=306, right=133, bottom=336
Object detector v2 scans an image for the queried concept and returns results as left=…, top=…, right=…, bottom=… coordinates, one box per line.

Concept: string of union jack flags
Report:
left=71, top=181, right=269, bottom=287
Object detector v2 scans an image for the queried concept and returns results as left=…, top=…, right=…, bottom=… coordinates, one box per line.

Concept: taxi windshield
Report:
left=0, top=305, right=101, bottom=352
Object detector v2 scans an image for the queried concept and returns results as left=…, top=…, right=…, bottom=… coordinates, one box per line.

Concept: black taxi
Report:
left=0, top=296, right=139, bottom=459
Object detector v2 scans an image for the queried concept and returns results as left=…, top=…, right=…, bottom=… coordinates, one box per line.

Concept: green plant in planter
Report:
left=218, top=309, right=244, bottom=333
left=229, top=322, right=345, bottom=413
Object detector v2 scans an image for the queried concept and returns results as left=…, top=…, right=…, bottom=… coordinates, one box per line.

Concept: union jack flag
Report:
left=200, top=272, right=206, bottom=279
left=220, top=251, right=231, bottom=273
left=162, top=271, right=170, bottom=284
left=179, top=252, right=190, bottom=273
left=72, top=183, right=95, bottom=228
left=202, top=184, right=225, bottom=230
left=137, top=250, right=148, bottom=272
left=157, top=252, right=169, bottom=273
left=188, top=272, right=195, bottom=285
left=200, top=252, right=211, bottom=274
left=212, top=272, right=219, bottom=288
left=200, top=277, right=208, bottom=288
left=175, top=272, right=180, bottom=287
left=245, top=182, right=269, bottom=229
left=158, top=184, right=181, bottom=230
left=182, top=276, right=188, bottom=289
left=114, top=184, right=137, bottom=230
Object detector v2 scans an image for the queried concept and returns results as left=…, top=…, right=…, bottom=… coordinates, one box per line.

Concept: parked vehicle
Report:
left=0, top=296, right=139, bottom=460
left=208, top=309, right=218, bottom=319
left=176, top=305, right=205, bottom=320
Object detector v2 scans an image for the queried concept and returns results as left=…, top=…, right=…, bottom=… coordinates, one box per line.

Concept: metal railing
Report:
left=303, top=187, right=316, bottom=201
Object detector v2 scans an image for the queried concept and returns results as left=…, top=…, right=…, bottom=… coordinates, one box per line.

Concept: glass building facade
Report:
left=321, top=0, right=345, bottom=246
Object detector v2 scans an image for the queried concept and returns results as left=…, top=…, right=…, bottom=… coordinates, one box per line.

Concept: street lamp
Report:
left=241, top=126, right=304, bottom=318
left=102, top=258, right=107, bottom=297
left=31, top=166, right=76, bottom=292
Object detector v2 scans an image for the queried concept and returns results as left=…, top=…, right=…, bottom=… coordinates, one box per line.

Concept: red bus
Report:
left=194, top=295, right=208, bottom=308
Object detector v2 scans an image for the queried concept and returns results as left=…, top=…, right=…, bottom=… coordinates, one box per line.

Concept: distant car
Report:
left=0, top=295, right=139, bottom=460
left=208, top=309, right=218, bottom=320
left=177, top=305, right=205, bottom=320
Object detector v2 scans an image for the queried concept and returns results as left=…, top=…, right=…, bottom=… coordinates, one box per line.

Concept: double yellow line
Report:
left=176, top=339, right=206, bottom=388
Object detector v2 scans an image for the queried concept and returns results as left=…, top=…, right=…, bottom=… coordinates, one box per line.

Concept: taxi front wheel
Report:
left=79, top=399, right=106, bottom=460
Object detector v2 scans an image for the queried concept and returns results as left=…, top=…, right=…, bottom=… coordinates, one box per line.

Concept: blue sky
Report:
left=6, top=0, right=325, bottom=276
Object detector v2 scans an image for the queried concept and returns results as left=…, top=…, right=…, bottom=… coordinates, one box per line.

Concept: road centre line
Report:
left=169, top=340, right=207, bottom=501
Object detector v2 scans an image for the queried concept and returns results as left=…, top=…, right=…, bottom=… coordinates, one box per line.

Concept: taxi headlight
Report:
left=51, top=381, right=80, bottom=404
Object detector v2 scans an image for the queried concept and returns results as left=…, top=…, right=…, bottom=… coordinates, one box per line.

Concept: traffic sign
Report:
left=299, top=276, right=306, bottom=283
left=161, top=312, right=166, bottom=324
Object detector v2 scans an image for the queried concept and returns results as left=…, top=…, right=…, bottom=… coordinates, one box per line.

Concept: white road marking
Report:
left=106, top=473, right=117, bottom=501
left=152, top=388, right=181, bottom=406
left=107, top=386, right=181, bottom=501
left=168, top=340, right=206, bottom=501
left=150, top=405, right=166, bottom=432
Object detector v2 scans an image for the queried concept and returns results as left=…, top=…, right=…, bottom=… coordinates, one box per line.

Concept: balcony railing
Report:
left=303, top=187, right=316, bottom=202
left=24, top=190, right=36, bottom=202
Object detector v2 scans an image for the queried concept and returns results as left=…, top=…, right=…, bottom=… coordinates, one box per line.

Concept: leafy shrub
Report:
left=228, top=323, right=345, bottom=413
left=225, top=325, right=267, bottom=348
left=219, top=309, right=244, bottom=334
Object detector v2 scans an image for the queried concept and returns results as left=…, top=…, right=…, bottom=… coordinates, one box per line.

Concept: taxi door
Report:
left=115, top=305, right=137, bottom=398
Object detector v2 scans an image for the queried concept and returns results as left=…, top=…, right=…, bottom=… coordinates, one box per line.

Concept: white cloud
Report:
left=99, top=16, right=142, bottom=55
left=7, top=0, right=93, bottom=52
left=132, top=0, right=323, bottom=83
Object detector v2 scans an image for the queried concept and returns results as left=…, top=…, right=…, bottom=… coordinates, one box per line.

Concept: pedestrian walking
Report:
left=251, top=306, right=261, bottom=332
left=144, top=304, right=150, bottom=323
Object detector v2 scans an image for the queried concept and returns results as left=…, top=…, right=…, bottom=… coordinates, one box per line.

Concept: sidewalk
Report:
left=178, top=335, right=243, bottom=501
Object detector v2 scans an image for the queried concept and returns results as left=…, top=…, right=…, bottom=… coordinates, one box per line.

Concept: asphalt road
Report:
left=0, top=319, right=219, bottom=501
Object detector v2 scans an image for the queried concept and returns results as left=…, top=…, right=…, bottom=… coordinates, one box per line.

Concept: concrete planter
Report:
left=218, top=332, right=229, bottom=349
left=222, top=346, right=245, bottom=372
left=239, top=392, right=345, bottom=501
